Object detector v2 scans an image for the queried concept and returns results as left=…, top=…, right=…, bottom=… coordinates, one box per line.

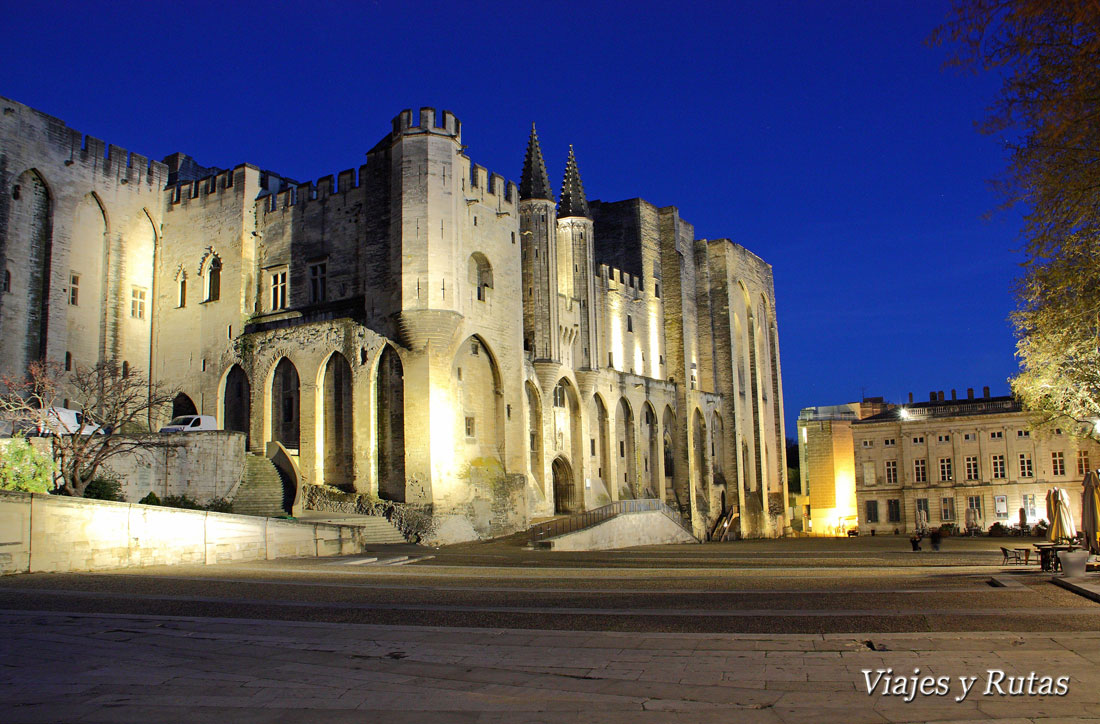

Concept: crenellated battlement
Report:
left=0, top=97, right=168, bottom=188
left=261, top=164, right=368, bottom=213
left=390, top=107, right=461, bottom=142
left=597, top=264, right=644, bottom=295
left=70, top=132, right=168, bottom=189
left=169, top=165, right=251, bottom=206
left=467, top=164, right=517, bottom=208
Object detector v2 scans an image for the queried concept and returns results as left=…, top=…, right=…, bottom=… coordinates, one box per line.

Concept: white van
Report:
left=38, top=407, right=102, bottom=436
left=159, top=415, right=218, bottom=433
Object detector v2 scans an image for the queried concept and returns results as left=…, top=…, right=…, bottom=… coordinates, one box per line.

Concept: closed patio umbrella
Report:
left=1082, top=471, right=1100, bottom=554
left=1049, top=487, right=1078, bottom=543
left=1019, top=506, right=1028, bottom=532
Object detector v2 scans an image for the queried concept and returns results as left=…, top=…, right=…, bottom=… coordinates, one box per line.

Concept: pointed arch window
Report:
left=205, top=257, right=221, bottom=302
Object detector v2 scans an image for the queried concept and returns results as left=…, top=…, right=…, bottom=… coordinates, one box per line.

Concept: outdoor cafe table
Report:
left=1034, top=543, right=1080, bottom=572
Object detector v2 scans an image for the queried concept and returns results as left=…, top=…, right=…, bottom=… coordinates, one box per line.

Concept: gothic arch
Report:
left=375, top=344, right=406, bottom=501
left=172, top=393, right=198, bottom=419
left=199, top=251, right=222, bottom=302
left=269, top=357, right=300, bottom=450
left=2, top=169, right=53, bottom=379
left=591, top=393, right=610, bottom=497
left=642, top=401, right=660, bottom=497
left=616, top=397, right=637, bottom=499
left=552, top=456, right=575, bottom=516
left=319, top=351, right=354, bottom=490
left=551, top=377, right=582, bottom=513
left=467, top=252, right=493, bottom=301
left=526, top=381, right=544, bottom=488
left=67, top=192, right=108, bottom=368
left=663, top=405, right=686, bottom=514
left=219, top=363, right=251, bottom=447
left=453, top=335, right=504, bottom=462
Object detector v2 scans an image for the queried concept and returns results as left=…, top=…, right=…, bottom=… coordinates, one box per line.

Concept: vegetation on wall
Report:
left=0, top=436, right=55, bottom=493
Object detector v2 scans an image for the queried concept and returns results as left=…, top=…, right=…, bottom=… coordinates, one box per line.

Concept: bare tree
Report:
left=0, top=360, right=178, bottom=497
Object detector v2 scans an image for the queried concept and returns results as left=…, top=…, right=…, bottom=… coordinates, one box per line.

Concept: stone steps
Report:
left=233, top=455, right=287, bottom=518
left=350, top=516, right=407, bottom=544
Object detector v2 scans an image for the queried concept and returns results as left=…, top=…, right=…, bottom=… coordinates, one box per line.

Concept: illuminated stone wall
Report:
left=0, top=98, right=788, bottom=542
left=0, top=97, right=166, bottom=387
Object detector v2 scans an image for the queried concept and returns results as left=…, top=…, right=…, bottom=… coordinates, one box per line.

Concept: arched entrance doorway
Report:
left=376, top=346, right=405, bottom=501
left=223, top=365, right=251, bottom=447
left=172, top=393, right=197, bottom=419
left=322, top=352, right=354, bottom=490
left=271, top=358, right=300, bottom=450
left=552, top=456, right=576, bottom=515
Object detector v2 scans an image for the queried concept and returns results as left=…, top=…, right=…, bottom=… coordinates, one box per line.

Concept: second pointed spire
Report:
left=558, top=145, right=590, bottom=219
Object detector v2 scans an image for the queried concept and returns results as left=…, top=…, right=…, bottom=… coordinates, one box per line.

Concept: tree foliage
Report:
left=931, top=1, right=1100, bottom=261
left=0, top=360, right=178, bottom=497
left=933, top=2, right=1100, bottom=431
left=0, top=435, right=55, bottom=493
left=1011, top=235, right=1100, bottom=434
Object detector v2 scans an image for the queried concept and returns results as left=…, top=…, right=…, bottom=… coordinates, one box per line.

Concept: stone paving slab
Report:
left=2, top=610, right=1099, bottom=723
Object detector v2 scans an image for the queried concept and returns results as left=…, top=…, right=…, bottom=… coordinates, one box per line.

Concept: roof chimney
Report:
left=983, top=386, right=990, bottom=399
left=967, top=387, right=974, bottom=400
left=930, top=391, right=936, bottom=402
left=938, top=391, right=945, bottom=402
left=908, top=392, right=913, bottom=404
left=951, top=389, right=957, bottom=400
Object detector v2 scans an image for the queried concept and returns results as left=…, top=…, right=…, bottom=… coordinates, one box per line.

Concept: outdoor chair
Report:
left=1001, top=547, right=1023, bottom=565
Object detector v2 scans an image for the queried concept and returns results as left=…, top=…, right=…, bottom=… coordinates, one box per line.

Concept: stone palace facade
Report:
left=0, top=96, right=789, bottom=540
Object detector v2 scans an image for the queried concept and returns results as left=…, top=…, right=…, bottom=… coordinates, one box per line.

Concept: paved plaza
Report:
left=2, top=535, right=1100, bottom=722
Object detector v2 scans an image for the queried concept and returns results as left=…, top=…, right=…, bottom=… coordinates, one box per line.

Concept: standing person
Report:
left=930, top=528, right=942, bottom=552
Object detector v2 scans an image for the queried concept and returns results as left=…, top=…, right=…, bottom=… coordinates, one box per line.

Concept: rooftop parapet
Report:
left=0, top=93, right=171, bottom=189
left=262, top=165, right=366, bottom=213
left=467, top=164, right=517, bottom=209
left=65, top=133, right=168, bottom=189
left=597, top=264, right=644, bottom=295
left=169, top=165, right=253, bottom=206
left=391, top=107, right=461, bottom=142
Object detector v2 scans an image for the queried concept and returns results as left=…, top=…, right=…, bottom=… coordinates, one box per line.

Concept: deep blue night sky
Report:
left=1, top=0, right=1022, bottom=432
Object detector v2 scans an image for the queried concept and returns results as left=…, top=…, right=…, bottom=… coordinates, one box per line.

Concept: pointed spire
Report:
left=519, top=123, right=554, bottom=201
left=558, top=145, right=590, bottom=219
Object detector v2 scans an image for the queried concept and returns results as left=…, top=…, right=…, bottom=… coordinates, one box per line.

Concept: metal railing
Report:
left=529, top=498, right=691, bottom=544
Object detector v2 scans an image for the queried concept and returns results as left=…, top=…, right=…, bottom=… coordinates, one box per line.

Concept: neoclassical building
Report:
left=0, top=96, right=789, bottom=540
left=852, top=389, right=1100, bottom=534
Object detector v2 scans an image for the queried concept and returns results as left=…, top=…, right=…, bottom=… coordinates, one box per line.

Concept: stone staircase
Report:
left=348, top=517, right=407, bottom=544
left=233, top=454, right=288, bottom=518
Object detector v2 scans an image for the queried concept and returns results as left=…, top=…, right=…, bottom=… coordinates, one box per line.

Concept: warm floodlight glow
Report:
left=899, top=408, right=910, bottom=420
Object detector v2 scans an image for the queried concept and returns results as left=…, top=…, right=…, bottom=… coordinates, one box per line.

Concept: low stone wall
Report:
left=0, top=490, right=371, bottom=575
left=102, top=432, right=247, bottom=503
left=542, top=509, right=698, bottom=551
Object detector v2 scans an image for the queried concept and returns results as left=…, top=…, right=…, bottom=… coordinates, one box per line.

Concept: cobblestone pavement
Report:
left=2, top=611, right=1099, bottom=723
left=1, top=536, right=1099, bottom=722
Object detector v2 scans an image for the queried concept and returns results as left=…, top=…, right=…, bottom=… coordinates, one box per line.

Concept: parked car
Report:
left=36, top=407, right=102, bottom=436
left=159, top=415, right=218, bottom=433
